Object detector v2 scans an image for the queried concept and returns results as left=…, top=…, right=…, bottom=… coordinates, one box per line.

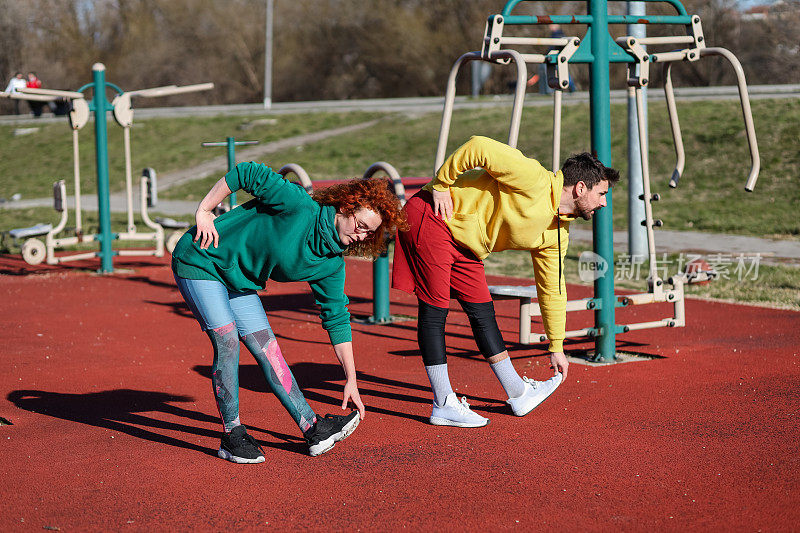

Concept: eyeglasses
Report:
left=352, top=213, right=377, bottom=235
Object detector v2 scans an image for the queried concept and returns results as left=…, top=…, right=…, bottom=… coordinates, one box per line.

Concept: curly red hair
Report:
left=312, top=178, right=409, bottom=258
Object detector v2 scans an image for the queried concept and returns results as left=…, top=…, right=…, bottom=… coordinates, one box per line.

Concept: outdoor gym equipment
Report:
left=362, top=162, right=406, bottom=324
left=1, top=88, right=93, bottom=264
left=201, top=137, right=260, bottom=209
left=6, top=64, right=212, bottom=271
left=617, top=14, right=759, bottom=291
left=655, top=44, right=760, bottom=190
left=439, top=17, right=580, bottom=172
left=437, top=0, right=759, bottom=361
left=278, top=163, right=314, bottom=193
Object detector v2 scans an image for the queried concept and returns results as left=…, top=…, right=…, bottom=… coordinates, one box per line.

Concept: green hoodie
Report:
left=172, top=162, right=351, bottom=345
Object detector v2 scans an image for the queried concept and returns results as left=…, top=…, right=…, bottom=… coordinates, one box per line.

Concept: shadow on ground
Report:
left=6, top=388, right=308, bottom=456
left=192, top=362, right=506, bottom=423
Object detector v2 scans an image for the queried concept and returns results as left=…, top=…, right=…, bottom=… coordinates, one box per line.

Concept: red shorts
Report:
left=392, top=191, right=491, bottom=307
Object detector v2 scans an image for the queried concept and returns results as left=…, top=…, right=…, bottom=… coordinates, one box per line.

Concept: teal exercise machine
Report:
left=436, top=0, right=760, bottom=361
left=201, top=137, right=261, bottom=211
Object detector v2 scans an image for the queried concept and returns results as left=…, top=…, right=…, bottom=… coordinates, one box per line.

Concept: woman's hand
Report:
left=342, top=378, right=366, bottom=420
left=194, top=208, right=219, bottom=249
left=193, top=177, right=233, bottom=249
left=432, top=188, right=453, bottom=221
left=332, top=342, right=365, bottom=419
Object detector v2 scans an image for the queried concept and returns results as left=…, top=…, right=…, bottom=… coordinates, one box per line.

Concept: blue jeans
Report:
left=173, top=275, right=269, bottom=336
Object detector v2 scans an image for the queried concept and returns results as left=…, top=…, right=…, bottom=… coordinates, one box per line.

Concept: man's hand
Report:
left=342, top=378, right=366, bottom=420
left=550, top=351, right=569, bottom=380
left=432, top=188, right=453, bottom=221
left=194, top=209, right=219, bottom=249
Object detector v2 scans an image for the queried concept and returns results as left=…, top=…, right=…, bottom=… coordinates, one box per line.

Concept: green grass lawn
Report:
left=3, top=99, right=797, bottom=238
left=163, top=98, right=800, bottom=238
left=0, top=111, right=384, bottom=199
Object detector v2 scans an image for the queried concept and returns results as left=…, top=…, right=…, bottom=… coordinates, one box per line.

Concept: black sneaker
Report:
left=303, top=411, right=360, bottom=457
left=218, top=425, right=265, bottom=464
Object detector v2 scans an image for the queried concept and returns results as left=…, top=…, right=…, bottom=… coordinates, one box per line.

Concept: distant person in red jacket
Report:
left=26, top=72, right=45, bottom=117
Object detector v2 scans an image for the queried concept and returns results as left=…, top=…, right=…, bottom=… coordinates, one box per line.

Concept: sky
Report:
left=737, top=0, right=782, bottom=8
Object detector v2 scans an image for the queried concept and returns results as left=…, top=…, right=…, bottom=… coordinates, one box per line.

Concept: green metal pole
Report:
left=589, top=0, right=617, bottom=361
left=372, top=253, right=390, bottom=323
left=92, top=63, right=114, bottom=274
left=226, top=137, right=237, bottom=208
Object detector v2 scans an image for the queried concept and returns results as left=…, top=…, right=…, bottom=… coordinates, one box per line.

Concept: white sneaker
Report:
left=430, top=393, right=489, bottom=427
left=507, top=373, right=563, bottom=416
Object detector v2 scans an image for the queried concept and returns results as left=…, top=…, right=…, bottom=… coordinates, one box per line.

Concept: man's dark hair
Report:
left=561, top=152, right=620, bottom=189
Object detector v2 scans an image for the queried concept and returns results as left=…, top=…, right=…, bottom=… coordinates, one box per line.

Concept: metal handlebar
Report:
left=363, top=162, right=406, bottom=205
left=19, top=87, right=85, bottom=99
left=0, top=91, right=55, bottom=102
left=278, top=164, right=313, bottom=194
left=435, top=49, right=527, bottom=172
left=125, top=85, right=178, bottom=97
left=127, top=83, right=214, bottom=98
left=655, top=48, right=760, bottom=191
left=699, top=48, right=760, bottom=191
left=112, top=82, right=215, bottom=128
left=201, top=141, right=259, bottom=147
left=662, top=63, right=686, bottom=188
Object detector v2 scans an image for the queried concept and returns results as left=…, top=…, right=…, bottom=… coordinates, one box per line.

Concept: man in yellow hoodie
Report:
left=393, top=135, right=619, bottom=427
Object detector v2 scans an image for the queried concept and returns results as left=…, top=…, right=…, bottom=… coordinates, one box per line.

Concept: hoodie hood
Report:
left=309, top=204, right=346, bottom=257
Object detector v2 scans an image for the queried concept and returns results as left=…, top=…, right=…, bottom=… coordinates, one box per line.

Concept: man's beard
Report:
left=575, top=198, right=595, bottom=220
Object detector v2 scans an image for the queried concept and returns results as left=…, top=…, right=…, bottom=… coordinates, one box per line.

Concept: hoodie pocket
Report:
left=450, top=212, right=490, bottom=254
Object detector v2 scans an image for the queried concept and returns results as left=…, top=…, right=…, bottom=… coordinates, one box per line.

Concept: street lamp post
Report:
left=264, top=0, right=273, bottom=108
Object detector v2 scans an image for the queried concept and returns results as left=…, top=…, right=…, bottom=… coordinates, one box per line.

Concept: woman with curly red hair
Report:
left=171, top=161, right=406, bottom=463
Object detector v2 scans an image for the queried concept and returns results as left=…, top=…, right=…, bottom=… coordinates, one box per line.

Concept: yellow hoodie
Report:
left=423, top=135, right=571, bottom=352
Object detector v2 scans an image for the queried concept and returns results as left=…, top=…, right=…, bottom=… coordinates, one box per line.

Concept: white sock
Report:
left=425, top=364, right=454, bottom=406
left=490, top=358, right=526, bottom=399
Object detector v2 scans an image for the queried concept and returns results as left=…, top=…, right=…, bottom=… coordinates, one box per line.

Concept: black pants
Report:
left=417, top=299, right=506, bottom=366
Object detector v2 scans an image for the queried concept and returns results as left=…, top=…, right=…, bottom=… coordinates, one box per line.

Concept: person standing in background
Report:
left=4, top=72, right=26, bottom=115
left=26, top=72, right=44, bottom=117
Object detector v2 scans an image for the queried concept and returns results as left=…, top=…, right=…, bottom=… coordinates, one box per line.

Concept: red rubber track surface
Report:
left=1, top=254, right=798, bottom=531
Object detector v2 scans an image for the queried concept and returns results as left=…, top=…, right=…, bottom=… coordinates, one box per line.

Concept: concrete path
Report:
left=3, top=193, right=198, bottom=217
left=156, top=119, right=380, bottom=191
left=568, top=227, right=800, bottom=266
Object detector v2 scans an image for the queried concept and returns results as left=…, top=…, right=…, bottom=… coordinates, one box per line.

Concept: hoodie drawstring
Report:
left=557, top=211, right=562, bottom=295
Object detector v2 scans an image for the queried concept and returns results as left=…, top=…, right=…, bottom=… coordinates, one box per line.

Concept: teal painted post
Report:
left=226, top=137, right=237, bottom=208
left=589, top=0, right=617, bottom=361
left=372, top=252, right=390, bottom=322
left=92, top=63, right=114, bottom=274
